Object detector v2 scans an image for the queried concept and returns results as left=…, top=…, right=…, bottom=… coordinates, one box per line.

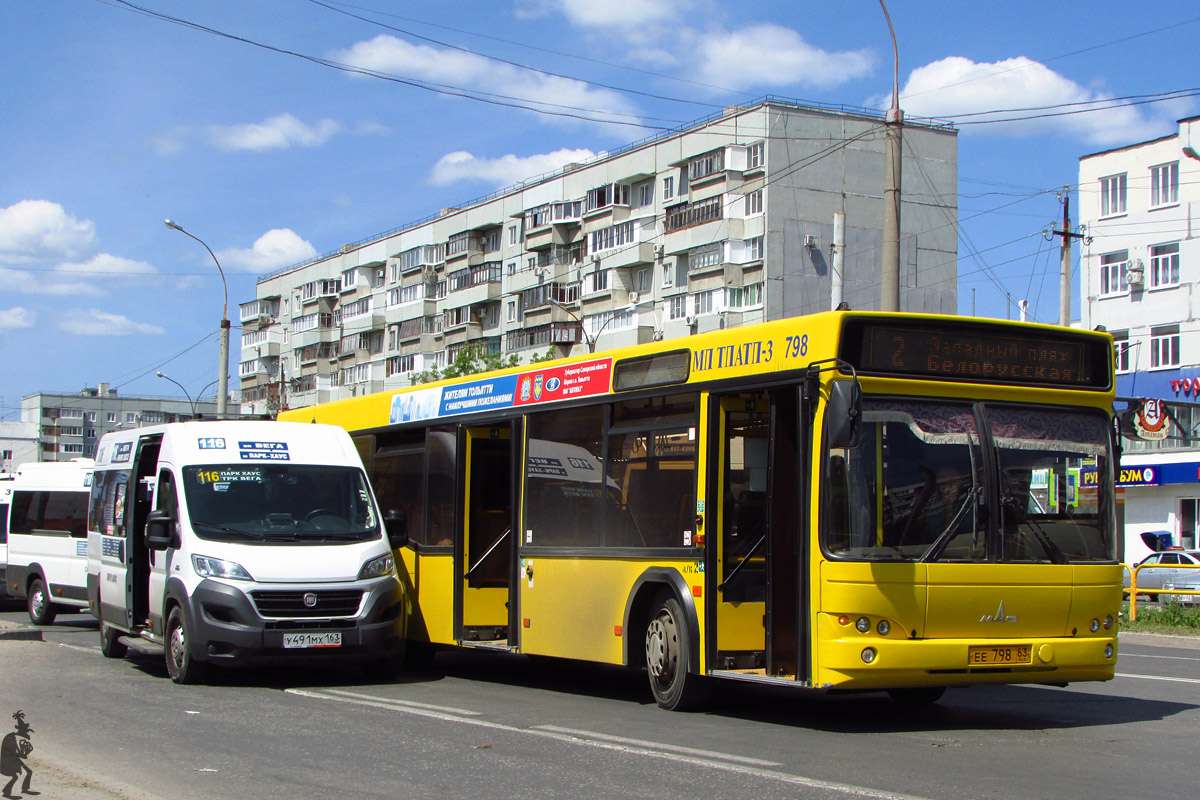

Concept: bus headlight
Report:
left=192, top=554, right=253, bottom=581
left=1090, top=618, right=1100, bottom=633
left=855, top=616, right=870, bottom=633
left=1105, top=644, right=1114, bottom=659
left=861, top=647, right=877, bottom=664
left=358, top=553, right=395, bottom=580
left=1103, top=615, right=1114, bottom=630
left=876, top=620, right=891, bottom=636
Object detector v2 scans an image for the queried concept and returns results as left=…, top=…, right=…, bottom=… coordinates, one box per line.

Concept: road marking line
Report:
left=1120, top=653, right=1200, bottom=662
left=320, top=688, right=481, bottom=716
left=534, top=725, right=781, bottom=766
left=57, top=643, right=100, bottom=654
left=286, top=688, right=933, bottom=800
left=1116, top=672, right=1200, bottom=685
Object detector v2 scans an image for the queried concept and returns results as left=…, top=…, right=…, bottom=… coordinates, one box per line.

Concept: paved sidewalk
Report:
left=2, top=756, right=156, bottom=800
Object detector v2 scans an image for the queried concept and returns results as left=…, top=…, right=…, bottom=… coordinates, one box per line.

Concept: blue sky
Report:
left=2, top=0, right=1197, bottom=418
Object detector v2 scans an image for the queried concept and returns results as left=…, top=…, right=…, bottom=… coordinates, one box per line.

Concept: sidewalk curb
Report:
left=0, top=619, right=43, bottom=642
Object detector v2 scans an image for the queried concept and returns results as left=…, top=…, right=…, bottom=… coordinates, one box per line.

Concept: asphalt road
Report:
left=1, top=603, right=1196, bottom=800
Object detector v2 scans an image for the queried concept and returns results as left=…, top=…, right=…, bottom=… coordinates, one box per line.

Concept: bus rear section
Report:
left=5, top=459, right=94, bottom=624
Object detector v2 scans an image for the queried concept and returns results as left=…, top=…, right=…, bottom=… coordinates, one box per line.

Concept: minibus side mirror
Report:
left=827, top=379, right=862, bottom=449
left=385, top=509, right=409, bottom=549
left=145, top=509, right=179, bottom=551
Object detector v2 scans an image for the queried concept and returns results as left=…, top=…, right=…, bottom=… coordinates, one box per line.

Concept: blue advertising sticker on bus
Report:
left=112, top=442, right=133, bottom=463
left=197, top=437, right=226, bottom=450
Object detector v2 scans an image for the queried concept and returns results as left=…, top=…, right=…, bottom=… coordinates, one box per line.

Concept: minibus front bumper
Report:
left=186, top=577, right=405, bottom=665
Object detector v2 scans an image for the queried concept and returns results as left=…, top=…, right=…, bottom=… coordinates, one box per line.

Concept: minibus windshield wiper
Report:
left=191, top=521, right=257, bottom=540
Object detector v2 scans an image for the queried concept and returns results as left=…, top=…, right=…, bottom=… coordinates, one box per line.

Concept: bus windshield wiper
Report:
left=919, top=485, right=982, bottom=563
left=1002, top=490, right=1067, bottom=564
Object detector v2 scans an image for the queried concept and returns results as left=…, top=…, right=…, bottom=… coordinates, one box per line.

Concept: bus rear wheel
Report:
left=645, top=596, right=710, bottom=711
left=27, top=578, right=57, bottom=626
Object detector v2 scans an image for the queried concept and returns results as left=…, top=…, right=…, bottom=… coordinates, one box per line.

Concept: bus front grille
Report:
left=249, top=589, right=363, bottom=618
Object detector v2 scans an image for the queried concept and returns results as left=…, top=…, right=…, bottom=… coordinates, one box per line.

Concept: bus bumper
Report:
left=814, top=634, right=1119, bottom=690
left=186, top=577, right=406, bottom=666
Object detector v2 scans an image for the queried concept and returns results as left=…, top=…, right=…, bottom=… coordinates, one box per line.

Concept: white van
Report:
left=0, top=474, right=14, bottom=598
left=5, top=460, right=95, bottom=623
left=86, top=420, right=408, bottom=683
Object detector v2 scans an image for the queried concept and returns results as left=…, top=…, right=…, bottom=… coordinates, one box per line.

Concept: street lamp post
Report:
left=156, top=371, right=196, bottom=418
left=165, top=219, right=229, bottom=417
left=549, top=299, right=632, bottom=353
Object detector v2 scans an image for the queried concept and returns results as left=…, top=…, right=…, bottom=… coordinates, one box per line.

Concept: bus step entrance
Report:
left=462, top=626, right=509, bottom=647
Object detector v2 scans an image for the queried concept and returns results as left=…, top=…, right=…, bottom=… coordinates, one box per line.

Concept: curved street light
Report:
left=165, top=219, right=230, bottom=417
left=156, top=371, right=196, bottom=418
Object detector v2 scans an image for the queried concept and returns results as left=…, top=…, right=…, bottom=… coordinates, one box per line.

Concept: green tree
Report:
left=412, top=344, right=521, bottom=385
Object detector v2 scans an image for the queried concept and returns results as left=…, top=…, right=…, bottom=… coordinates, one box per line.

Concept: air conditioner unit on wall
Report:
left=685, top=314, right=697, bottom=327
left=628, top=291, right=639, bottom=303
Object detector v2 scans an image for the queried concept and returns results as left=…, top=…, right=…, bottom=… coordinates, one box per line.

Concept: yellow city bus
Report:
left=281, top=311, right=1121, bottom=710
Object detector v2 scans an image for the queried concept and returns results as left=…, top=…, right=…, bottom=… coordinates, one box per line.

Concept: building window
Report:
left=1150, top=162, right=1179, bottom=208
left=586, top=183, right=630, bottom=213
left=693, top=289, right=718, bottom=316
left=1100, top=173, right=1126, bottom=217
left=745, top=236, right=763, bottom=261
left=688, top=242, right=722, bottom=272
left=1150, top=242, right=1180, bottom=289
left=509, top=224, right=519, bottom=245
left=747, top=141, right=765, bottom=170
left=688, top=148, right=725, bottom=182
left=1150, top=325, right=1180, bottom=369
left=662, top=176, right=674, bottom=201
left=106, top=412, right=115, bottom=423
left=1112, top=332, right=1131, bottom=373
left=745, top=189, right=763, bottom=216
left=584, top=269, right=610, bottom=295
left=668, top=295, right=687, bottom=320
left=1099, top=250, right=1128, bottom=297
left=727, top=282, right=764, bottom=310
left=636, top=268, right=651, bottom=293
left=125, top=412, right=137, bottom=423
left=636, top=182, right=654, bottom=208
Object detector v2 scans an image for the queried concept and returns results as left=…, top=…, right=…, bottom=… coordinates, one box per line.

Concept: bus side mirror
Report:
left=145, top=509, right=179, bottom=551
left=827, top=380, right=862, bottom=449
left=385, top=509, right=409, bottom=549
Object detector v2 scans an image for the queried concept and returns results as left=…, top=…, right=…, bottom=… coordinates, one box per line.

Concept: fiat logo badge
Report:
left=303, top=592, right=318, bottom=608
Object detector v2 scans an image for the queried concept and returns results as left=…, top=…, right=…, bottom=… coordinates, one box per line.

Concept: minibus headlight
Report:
left=192, top=554, right=253, bottom=581
left=358, top=553, right=395, bottom=580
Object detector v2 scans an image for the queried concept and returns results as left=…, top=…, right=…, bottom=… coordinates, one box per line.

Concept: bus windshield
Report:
left=181, top=465, right=380, bottom=543
left=825, top=400, right=1114, bottom=564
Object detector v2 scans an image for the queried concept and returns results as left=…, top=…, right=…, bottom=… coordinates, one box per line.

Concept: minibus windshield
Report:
left=181, top=465, right=380, bottom=543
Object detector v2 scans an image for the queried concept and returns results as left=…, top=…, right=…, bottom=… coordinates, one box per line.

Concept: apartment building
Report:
left=239, top=99, right=959, bottom=415
left=1078, top=114, right=1200, bottom=558
left=19, top=384, right=218, bottom=462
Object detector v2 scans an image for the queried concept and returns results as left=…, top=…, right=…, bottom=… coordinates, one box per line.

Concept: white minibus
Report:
left=0, top=474, right=13, bottom=598
left=6, top=460, right=95, bottom=623
left=86, top=420, right=408, bottom=683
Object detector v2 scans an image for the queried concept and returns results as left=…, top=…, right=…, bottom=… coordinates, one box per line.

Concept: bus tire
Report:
left=100, top=621, right=128, bottom=659
left=645, top=596, right=710, bottom=711
left=886, top=687, right=946, bottom=706
left=27, top=578, right=56, bottom=626
left=165, top=605, right=205, bottom=685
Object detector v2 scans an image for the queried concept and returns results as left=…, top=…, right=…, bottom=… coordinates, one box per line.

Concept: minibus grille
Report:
left=249, top=589, right=364, bottom=618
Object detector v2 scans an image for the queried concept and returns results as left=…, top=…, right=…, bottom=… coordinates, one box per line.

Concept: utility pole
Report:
left=879, top=0, right=902, bottom=312
left=1047, top=187, right=1089, bottom=328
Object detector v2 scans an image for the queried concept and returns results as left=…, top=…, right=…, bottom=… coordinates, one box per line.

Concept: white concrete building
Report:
left=1079, top=114, right=1200, bottom=561
left=239, top=99, right=959, bottom=415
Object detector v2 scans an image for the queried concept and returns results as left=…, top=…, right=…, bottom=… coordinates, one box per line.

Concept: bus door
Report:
left=96, top=434, right=161, bottom=628
left=457, top=425, right=516, bottom=646
left=711, top=390, right=805, bottom=680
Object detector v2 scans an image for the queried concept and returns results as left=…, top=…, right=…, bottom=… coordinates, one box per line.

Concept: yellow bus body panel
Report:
left=398, top=549, right=456, bottom=646
left=520, top=557, right=705, bottom=665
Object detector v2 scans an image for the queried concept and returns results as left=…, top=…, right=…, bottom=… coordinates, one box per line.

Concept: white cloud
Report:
left=217, top=228, right=318, bottom=273
left=0, top=200, right=98, bottom=264
left=430, top=148, right=597, bottom=187
left=0, top=307, right=35, bottom=329
left=56, top=253, right=157, bottom=279
left=331, top=35, right=639, bottom=126
left=59, top=309, right=165, bottom=336
left=526, top=0, right=686, bottom=27
left=0, top=267, right=107, bottom=297
left=207, top=114, right=342, bottom=152
left=695, top=25, right=874, bottom=91
left=889, top=56, right=1180, bottom=145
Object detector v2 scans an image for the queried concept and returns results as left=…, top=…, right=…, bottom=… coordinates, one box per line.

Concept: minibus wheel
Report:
left=27, top=578, right=56, bottom=626
left=100, top=621, right=127, bottom=659
left=165, top=606, right=206, bottom=684
left=645, top=596, right=710, bottom=711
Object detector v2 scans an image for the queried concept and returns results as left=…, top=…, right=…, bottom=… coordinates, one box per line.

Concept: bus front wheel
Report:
left=645, top=596, right=710, bottom=711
